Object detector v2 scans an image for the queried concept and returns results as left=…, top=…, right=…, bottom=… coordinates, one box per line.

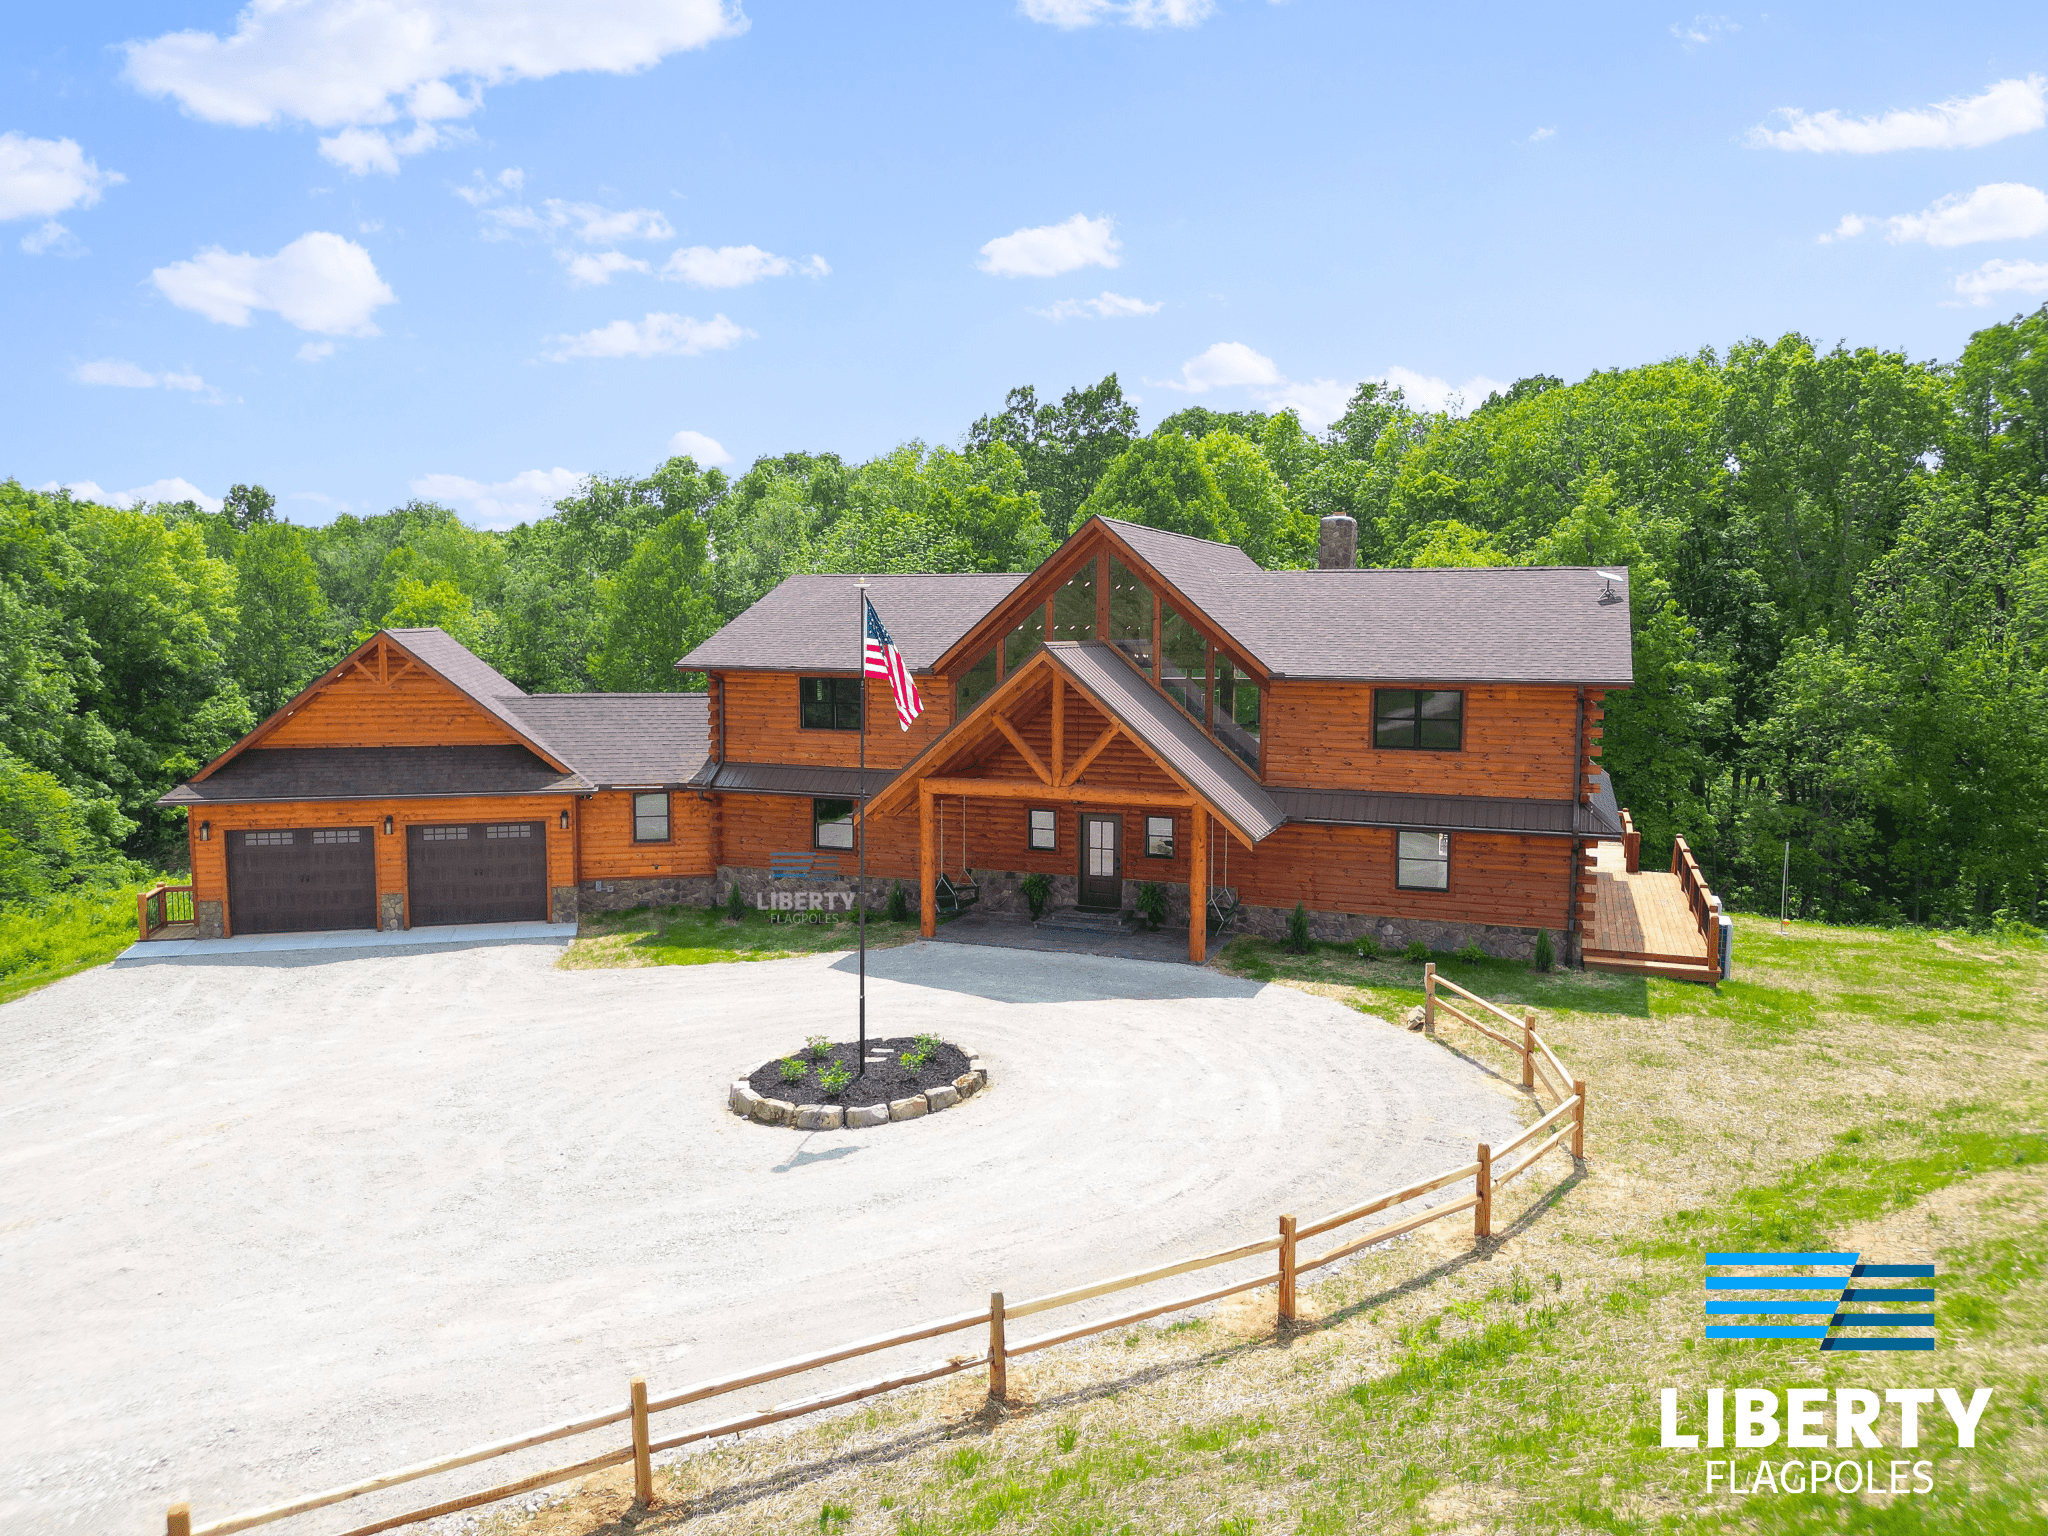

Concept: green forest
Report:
left=3, top=306, right=2043, bottom=935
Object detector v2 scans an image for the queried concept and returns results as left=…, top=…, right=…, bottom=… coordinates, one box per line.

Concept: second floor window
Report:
left=800, top=676, right=863, bottom=731
left=1375, top=689, right=1463, bottom=751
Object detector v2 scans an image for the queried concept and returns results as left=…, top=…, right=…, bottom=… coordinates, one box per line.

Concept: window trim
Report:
left=1373, top=688, right=1466, bottom=753
left=1144, top=815, right=1176, bottom=859
left=1394, top=829, right=1452, bottom=892
left=797, top=675, right=864, bottom=732
left=813, top=797, right=856, bottom=851
left=632, top=791, right=672, bottom=844
left=1027, top=806, right=1057, bottom=851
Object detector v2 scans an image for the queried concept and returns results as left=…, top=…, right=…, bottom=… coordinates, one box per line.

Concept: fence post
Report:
left=137, top=889, right=152, bottom=942
left=1423, top=963, right=1436, bottom=1034
left=1474, top=1144, right=1492, bottom=1239
left=1520, top=1010, right=1535, bottom=1091
left=630, top=1376, right=652, bottom=1507
left=988, top=1292, right=1007, bottom=1402
left=1572, top=1081, right=1587, bottom=1159
left=1278, top=1214, right=1297, bottom=1324
left=167, top=1505, right=191, bottom=1536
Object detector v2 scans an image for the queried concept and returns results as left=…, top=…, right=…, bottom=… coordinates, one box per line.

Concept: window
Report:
left=420, top=825, right=467, bottom=841
left=1003, top=607, right=1045, bottom=675
left=1051, top=557, right=1096, bottom=641
left=814, top=797, right=856, bottom=850
left=1160, top=604, right=1207, bottom=720
left=486, top=823, right=532, bottom=839
left=1028, top=808, right=1056, bottom=850
left=1374, top=689, right=1464, bottom=751
left=311, top=829, right=359, bottom=844
left=632, top=794, right=670, bottom=843
left=1108, top=558, right=1153, bottom=673
left=957, top=647, right=999, bottom=714
left=800, top=676, right=863, bottom=731
left=1146, top=815, right=1175, bottom=858
left=245, top=830, right=295, bottom=846
left=1211, top=656, right=1261, bottom=769
left=1396, top=831, right=1450, bottom=890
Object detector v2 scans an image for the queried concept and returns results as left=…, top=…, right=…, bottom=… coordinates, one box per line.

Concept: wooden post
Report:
left=1188, top=809, right=1209, bottom=965
left=1050, top=676, right=1065, bottom=785
left=1572, top=1080, right=1587, bottom=1159
left=137, top=888, right=152, bottom=942
left=1278, top=1214, right=1297, bottom=1323
left=1521, top=1009, right=1535, bottom=1091
left=167, top=1505, right=192, bottom=1536
left=1475, top=1143, right=1492, bottom=1239
left=630, top=1376, right=653, bottom=1507
left=1423, top=962, right=1436, bottom=1034
left=918, top=785, right=937, bottom=938
left=988, top=1291, right=1008, bottom=1401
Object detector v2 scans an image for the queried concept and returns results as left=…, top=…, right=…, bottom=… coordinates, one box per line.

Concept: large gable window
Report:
left=1160, top=604, right=1207, bottom=719
left=956, top=646, right=998, bottom=714
left=1003, top=607, right=1045, bottom=675
left=1374, top=689, right=1463, bottom=751
left=1051, top=557, right=1097, bottom=642
left=1212, top=657, right=1260, bottom=769
left=800, top=676, right=863, bottom=731
left=1108, top=557, right=1153, bottom=673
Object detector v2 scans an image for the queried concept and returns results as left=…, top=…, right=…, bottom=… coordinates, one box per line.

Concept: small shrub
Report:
left=887, top=881, right=909, bottom=922
left=725, top=881, right=747, bottom=920
left=1021, top=871, right=1052, bottom=920
left=1135, top=880, right=1168, bottom=930
left=819, top=1060, right=853, bottom=1096
left=1403, top=939, right=1430, bottom=963
left=1356, top=934, right=1381, bottom=960
left=1533, top=928, right=1555, bottom=972
left=914, top=1029, right=943, bottom=1054
left=1055, top=1424, right=1079, bottom=1453
left=778, top=1056, right=807, bottom=1085
left=804, top=1034, right=832, bottom=1060
left=1456, top=940, right=1486, bottom=963
left=1286, top=901, right=1311, bottom=953
left=901, top=1045, right=929, bottom=1071
left=818, top=1503, right=852, bottom=1531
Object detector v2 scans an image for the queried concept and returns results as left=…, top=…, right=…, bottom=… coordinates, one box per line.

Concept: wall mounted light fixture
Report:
left=199, top=821, right=210, bottom=842
left=384, top=815, right=394, bottom=835
left=560, top=809, right=570, bottom=830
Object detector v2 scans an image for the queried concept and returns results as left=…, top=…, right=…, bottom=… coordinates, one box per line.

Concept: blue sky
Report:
left=6, top=2, right=2046, bottom=527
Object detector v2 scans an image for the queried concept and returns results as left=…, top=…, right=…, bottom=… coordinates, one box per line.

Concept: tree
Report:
left=364, top=576, right=488, bottom=652
left=589, top=512, right=718, bottom=692
left=966, top=374, right=1139, bottom=535
left=223, top=483, right=278, bottom=532
left=1077, top=432, right=1236, bottom=544
left=230, top=523, right=332, bottom=716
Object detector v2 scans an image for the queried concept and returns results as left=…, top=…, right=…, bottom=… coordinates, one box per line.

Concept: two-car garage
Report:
left=224, top=820, right=549, bottom=935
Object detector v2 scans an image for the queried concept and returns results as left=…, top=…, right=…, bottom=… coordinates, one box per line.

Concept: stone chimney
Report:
left=1318, top=514, right=1357, bottom=570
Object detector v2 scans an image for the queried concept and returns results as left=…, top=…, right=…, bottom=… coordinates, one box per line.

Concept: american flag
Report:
left=863, top=595, right=924, bottom=731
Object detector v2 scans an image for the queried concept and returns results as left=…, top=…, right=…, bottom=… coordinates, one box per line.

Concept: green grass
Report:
left=560, top=902, right=922, bottom=970
left=1217, top=931, right=1652, bottom=1018
left=0, top=879, right=167, bottom=1006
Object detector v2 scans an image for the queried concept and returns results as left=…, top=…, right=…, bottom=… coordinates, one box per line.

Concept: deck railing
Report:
left=137, top=883, right=195, bottom=941
left=162, top=973, right=1586, bottom=1536
left=1619, top=808, right=1640, bottom=874
left=1670, top=836, right=1726, bottom=976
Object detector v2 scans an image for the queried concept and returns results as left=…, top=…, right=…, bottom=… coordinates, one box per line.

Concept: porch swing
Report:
left=933, top=795, right=980, bottom=915
left=1206, top=819, right=1242, bottom=938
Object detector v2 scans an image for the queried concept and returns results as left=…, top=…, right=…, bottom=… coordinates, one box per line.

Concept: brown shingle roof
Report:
left=158, top=746, right=587, bottom=805
left=677, top=573, right=1028, bottom=674
left=503, top=694, right=711, bottom=786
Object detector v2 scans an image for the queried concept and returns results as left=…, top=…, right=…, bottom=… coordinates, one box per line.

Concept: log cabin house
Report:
left=157, top=514, right=1723, bottom=979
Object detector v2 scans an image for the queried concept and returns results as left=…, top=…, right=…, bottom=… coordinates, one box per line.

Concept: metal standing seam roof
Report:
left=677, top=572, right=1029, bottom=674
left=157, top=745, right=589, bottom=805
left=1269, top=786, right=1623, bottom=839
left=695, top=762, right=899, bottom=799
left=1044, top=641, right=1286, bottom=843
left=503, top=694, right=712, bottom=786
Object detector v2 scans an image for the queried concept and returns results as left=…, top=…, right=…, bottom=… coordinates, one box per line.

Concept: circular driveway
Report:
left=0, top=937, right=1524, bottom=1534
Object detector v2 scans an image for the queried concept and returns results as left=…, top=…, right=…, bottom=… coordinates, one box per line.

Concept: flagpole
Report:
left=856, top=578, right=869, bottom=1080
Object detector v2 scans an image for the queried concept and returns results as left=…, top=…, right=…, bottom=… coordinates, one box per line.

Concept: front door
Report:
left=1079, top=814, right=1122, bottom=909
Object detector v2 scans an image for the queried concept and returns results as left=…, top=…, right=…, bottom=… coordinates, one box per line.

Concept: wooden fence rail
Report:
left=137, top=883, right=195, bottom=942
left=166, top=971, right=1585, bottom=1536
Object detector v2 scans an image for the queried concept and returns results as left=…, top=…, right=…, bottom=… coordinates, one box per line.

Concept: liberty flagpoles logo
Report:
left=1705, top=1252, right=1936, bottom=1350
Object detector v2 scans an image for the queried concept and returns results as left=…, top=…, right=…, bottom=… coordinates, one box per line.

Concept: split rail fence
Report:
left=164, top=969, right=1585, bottom=1536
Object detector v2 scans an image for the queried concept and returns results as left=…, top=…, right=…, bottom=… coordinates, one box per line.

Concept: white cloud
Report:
left=152, top=231, right=396, bottom=335
left=1954, top=258, right=2048, bottom=306
left=562, top=250, right=652, bottom=286
left=1377, top=364, right=1509, bottom=415
left=124, top=0, right=746, bottom=172
left=455, top=166, right=524, bottom=206
left=38, top=477, right=222, bottom=511
left=978, top=213, right=1120, bottom=278
left=1750, top=75, right=2047, bottom=153
left=0, top=132, right=124, bottom=220
left=1158, top=341, right=1282, bottom=393
left=1021, top=0, right=1215, bottom=27
left=1883, top=183, right=2048, bottom=247
left=1817, top=213, right=1869, bottom=244
left=1262, top=379, right=1353, bottom=430
left=1033, top=290, right=1162, bottom=320
left=1670, top=14, right=1737, bottom=48
left=1528, top=126, right=1557, bottom=142
left=668, top=429, right=732, bottom=465
left=297, top=340, right=338, bottom=362
left=543, top=311, right=747, bottom=360
left=20, top=220, right=73, bottom=254
left=661, top=243, right=829, bottom=287
left=408, top=466, right=587, bottom=528
left=72, top=359, right=212, bottom=393
left=477, top=195, right=672, bottom=244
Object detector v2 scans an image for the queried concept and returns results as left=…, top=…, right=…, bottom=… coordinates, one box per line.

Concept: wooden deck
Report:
left=1583, top=841, right=1717, bottom=981
left=140, top=922, right=201, bottom=942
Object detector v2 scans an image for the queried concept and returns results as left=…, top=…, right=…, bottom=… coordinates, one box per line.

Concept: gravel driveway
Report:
left=1, top=937, right=1525, bottom=1535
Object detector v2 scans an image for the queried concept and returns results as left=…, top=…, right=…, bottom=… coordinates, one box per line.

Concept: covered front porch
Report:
left=862, top=641, right=1284, bottom=965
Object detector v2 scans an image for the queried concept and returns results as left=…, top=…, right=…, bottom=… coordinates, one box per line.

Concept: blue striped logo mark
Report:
left=767, top=851, right=847, bottom=879
left=1704, top=1252, right=1935, bottom=1351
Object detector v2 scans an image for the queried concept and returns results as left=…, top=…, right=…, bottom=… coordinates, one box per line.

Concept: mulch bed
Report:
left=747, top=1037, right=970, bottom=1110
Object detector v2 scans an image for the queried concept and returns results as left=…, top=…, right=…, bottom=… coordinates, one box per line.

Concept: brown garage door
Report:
left=406, top=821, right=548, bottom=926
left=226, top=827, right=377, bottom=935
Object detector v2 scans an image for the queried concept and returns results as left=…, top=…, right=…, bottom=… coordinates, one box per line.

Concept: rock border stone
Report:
left=729, top=1052, right=988, bottom=1130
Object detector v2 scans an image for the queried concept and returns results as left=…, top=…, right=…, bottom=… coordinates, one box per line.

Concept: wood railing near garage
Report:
left=163, top=972, right=1586, bottom=1536
left=137, top=882, right=195, bottom=941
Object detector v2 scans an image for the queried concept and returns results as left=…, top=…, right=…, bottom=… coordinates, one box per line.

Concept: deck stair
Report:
left=1033, top=908, right=1129, bottom=935
left=1582, top=834, right=1724, bottom=983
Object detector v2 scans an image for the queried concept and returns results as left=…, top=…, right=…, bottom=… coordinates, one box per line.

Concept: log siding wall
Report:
left=1261, top=681, right=1582, bottom=799
left=717, top=672, right=954, bottom=770
left=258, top=669, right=528, bottom=750
left=579, top=790, right=716, bottom=881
